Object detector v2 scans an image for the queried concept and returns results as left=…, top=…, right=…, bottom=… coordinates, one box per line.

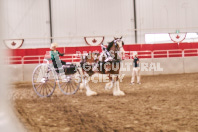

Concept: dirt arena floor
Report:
left=11, top=73, right=198, bottom=132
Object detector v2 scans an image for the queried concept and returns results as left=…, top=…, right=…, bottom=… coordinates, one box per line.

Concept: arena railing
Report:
left=137, top=51, right=152, bottom=58
left=7, top=56, right=23, bottom=64
left=7, top=49, right=198, bottom=64
left=22, top=54, right=80, bottom=64
left=23, top=56, right=44, bottom=64
left=183, top=49, right=198, bottom=57
left=153, top=49, right=183, bottom=58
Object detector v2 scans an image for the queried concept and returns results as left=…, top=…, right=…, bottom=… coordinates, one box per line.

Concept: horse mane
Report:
left=107, top=40, right=114, bottom=51
left=122, top=41, right=124, bottom=46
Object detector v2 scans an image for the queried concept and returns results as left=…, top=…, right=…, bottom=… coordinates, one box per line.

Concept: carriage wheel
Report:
left=58, top=69, right=81, bottom=95
left=32, top=64, right=56, bottom=97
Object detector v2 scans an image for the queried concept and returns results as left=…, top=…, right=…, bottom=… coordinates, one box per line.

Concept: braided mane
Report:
left=106, top=40, right=114, bottom=51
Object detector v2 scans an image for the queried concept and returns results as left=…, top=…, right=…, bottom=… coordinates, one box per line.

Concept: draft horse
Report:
left=80, top=37, right=125, bottom=96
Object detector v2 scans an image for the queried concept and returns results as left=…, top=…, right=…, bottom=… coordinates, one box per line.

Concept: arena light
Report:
left=185, top=33, right=198, bottom=42
left=145, top=32, right=198, bottom=44
left=145, top=33, right=171, bottom=44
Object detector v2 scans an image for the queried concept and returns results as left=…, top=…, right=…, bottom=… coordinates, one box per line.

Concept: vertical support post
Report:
left=152, top=51, right=154, bottom=58
left=167, top=51, right=169, bottom=58
left=133, top=0, right=137, bottom=43
left=49, top=0, right=53, bottom=43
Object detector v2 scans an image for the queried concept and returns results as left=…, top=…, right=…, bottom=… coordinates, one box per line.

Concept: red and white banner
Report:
left=4, top=39, right=24, bottom=49
left=84, top=36, right=104, bottom=46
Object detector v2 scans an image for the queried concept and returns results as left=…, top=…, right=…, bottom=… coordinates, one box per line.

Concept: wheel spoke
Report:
left=34, top=82, right=42, bottom=85
left=69, top=82, right=72, bottom=93
left=47, top=79, right=55, bottom=83
left=63, top=83, right=68, bottom=92
left=46, top=83, right=52, bottom=93
left=70, top=82, right=75, bottom=93
left=38, top=84, right=44, bottom=95
left=43, top=84, right=46, bottom=96
left=45, top=84, right=49, bottom=96
left=44, top=84, right=48, bottom=96
left=33, top=72, right=40, bottom=76
left=60, top=81, right=66, bottom=87
left=34, top=83, right=42, bottom=89
left=46, top=82, right=54, bottom=89
left=66, top=83, right=70, bottom=93
left=36, top=83, right=43, bottom=92
left=45, top=83, right=49, bottom=95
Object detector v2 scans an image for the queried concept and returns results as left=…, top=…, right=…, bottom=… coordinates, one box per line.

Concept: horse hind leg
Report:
left=105, top=74, right=113, bottom=90
left=105, top=81, right=113, bottom=90
left=79, top=69, right=85, bottom=91
left=79, top=75, right=85, bottom=92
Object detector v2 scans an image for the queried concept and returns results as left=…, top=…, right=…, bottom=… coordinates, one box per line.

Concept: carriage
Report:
left=32, top=59, right=81, bottom=97
left=32, top=37, right=125, bottom=97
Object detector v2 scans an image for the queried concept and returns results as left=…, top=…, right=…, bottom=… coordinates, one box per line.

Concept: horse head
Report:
left=113, top=36, right=124, bottom=51
left=107, top=36, right=125, bottom=60
left=114, top=37, right=125, bottom=58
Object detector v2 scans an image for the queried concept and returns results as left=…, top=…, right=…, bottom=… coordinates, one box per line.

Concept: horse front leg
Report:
left=84, top=74, right=97, bottom=96
left=113, top=75, right=125, bottom=96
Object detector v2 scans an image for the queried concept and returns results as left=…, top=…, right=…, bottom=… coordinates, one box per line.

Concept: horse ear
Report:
left=120, top=36, right=122, bottom=39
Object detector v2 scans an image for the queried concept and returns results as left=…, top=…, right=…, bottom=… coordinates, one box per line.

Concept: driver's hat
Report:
left=50, top=43, right=58, bottom=49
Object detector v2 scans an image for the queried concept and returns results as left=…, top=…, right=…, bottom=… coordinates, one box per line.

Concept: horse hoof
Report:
left=86, top=91, right=97, bottom=96
left=113, top=91, right=125, bottom=96
left=119, top=91, right=125, bottom=96
left=105, top=83, right=113, bottom=90
left=105, top=86, right=112, bottom=90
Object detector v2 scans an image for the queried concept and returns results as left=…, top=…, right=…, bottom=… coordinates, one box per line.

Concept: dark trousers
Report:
left=52, top=60, right=66, bottom=73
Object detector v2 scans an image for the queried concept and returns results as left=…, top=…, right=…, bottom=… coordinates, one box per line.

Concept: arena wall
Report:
left=152, top=58, right=184, bottom=75
left=183, top=57, right=198, bottom=73
left=9, top=42, right=198, bottom=59
left=9, top=56, right=198, bottom=82
left=8, top=64, right=23, bottom=82
left=8, top=43, right=198, bottom=82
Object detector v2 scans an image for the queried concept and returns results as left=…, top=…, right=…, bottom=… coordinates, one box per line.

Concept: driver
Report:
left=50, top=43, right=66, bottom=73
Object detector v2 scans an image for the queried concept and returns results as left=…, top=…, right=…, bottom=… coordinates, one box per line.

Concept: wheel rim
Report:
left=32, top=64, right=56, bottom=97
left=58, top=69, right=81, bottom=95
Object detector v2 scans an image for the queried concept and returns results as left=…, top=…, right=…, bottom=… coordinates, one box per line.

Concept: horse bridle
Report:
left=114, top=39, right=122, bottom=51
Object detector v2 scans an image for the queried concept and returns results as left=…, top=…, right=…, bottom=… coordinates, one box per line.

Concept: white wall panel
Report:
left=153, top=58, right=184, bottom=75
left=183, top=57, right=198, bottom=73
left=2, top=0, right=198, bottom=48
left=1, top=0, right=51, bottom=48
left=52, top=0, right=135, bottom=47
left=136, top=0, right=198, bottom=43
